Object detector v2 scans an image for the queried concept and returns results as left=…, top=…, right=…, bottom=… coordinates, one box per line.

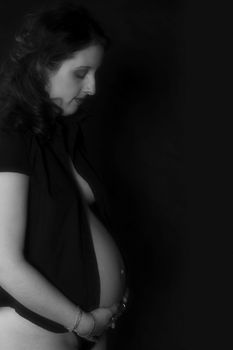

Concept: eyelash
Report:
left=75, top=71, right=87, bottom=79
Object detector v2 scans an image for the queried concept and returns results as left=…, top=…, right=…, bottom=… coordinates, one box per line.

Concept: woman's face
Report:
left=46, top=44, right=104, bottom=116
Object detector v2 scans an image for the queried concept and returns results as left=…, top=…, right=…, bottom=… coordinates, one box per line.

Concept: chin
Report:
left=62, top=106, right=79, bottom=116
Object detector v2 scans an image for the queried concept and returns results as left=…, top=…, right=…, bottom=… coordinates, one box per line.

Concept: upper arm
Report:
left=0, top=128, right=31, bottom=265
left=0, top=172, right=29, bottom=264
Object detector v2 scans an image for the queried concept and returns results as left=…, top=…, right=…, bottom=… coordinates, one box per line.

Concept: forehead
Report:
left=59, top=45, right=104, bottom=71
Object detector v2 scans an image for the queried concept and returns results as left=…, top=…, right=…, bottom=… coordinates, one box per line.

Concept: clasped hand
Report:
left=75, top=288, right=130, bottom=343
left=74, top=303, right=118, bottom=343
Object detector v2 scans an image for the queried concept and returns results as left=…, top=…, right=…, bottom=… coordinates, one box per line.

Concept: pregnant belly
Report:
left=0, top=210, right=126, bottom=350
left=86, top=207, right=127, bottom=308
left=68, top=156, right=127, bottom=308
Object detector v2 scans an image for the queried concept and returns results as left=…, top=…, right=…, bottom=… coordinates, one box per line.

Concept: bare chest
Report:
left=67, top=156, right=95, bottom=204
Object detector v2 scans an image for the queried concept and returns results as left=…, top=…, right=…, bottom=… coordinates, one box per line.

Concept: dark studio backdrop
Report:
left=0, top=1, right=185, bottom=349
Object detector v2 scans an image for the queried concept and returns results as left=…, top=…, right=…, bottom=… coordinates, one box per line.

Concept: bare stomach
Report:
left=87, top=206, right=127, bottom=308
left=0, top=208, right=127, bottom=350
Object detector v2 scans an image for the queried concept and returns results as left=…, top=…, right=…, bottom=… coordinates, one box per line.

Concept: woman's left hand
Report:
left=109, top=287, right=130, bottom=329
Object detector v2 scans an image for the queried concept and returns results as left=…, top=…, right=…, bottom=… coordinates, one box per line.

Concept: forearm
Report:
left=0, top=258, right=77, bottom=330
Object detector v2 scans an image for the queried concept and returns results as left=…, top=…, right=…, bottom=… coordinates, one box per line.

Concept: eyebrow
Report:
left=73, top=62, right=102, bottom=71
left=74, top=66, right=91, bottom=70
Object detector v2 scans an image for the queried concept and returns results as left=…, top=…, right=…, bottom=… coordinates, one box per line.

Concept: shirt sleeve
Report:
left=0, top=128, right=31, bottom=176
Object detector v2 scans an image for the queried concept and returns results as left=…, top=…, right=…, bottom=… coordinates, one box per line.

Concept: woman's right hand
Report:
left=90, top=303, right=119, bottom=337
left=74, top=303, right=119, bottom=342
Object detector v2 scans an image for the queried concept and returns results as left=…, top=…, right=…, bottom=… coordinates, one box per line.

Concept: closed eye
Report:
left=74, top=68, right=89, bottom=79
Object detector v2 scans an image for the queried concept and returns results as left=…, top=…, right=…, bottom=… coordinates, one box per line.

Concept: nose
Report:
left=83, top=73, right=96, bottom=96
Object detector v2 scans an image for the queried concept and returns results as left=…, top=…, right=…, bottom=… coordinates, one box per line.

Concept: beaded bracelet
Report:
left=73, top=309, right=83, bottom=333
left=67, top=307, right=83, bottom=332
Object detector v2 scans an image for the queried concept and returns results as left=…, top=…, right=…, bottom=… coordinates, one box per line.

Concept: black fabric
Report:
left=0, top=109, right=110, bottom=334
left=0, top=128, right=31, bottom=175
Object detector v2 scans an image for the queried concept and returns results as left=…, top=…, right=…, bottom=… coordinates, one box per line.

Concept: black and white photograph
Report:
left=0, top=1, right=186, bottom=349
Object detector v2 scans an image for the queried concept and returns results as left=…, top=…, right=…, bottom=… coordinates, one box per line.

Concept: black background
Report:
left=0, top=1, right=193, bottom=349
left=4, top=1, right=233, bottom=349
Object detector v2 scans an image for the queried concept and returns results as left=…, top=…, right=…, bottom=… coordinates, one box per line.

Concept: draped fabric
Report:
left=0, top=109, right=110, bottom=333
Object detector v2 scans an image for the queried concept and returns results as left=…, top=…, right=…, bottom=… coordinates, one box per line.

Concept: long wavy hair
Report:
left=0, top=1, right=111, bottom=141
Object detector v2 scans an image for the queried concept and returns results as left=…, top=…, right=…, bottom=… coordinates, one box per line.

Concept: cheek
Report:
left=48, top=76, right=67, bottom=98
left=51, top=74, right=80, bottom=95
left=63, top=78, right=83, bottom=98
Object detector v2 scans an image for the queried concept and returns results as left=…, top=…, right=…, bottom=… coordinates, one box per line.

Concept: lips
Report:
left=73, top=97, right=82, bottom=105
left=73, top=96, right=86, bottom=104
left=75, top=95, right=86, bottom=100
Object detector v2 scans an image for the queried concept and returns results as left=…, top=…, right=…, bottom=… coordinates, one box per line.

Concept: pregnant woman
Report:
left=0, top=3, right=129, bottom=350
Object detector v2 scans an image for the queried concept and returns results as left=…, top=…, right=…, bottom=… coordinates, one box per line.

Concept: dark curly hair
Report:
left=0, top=1, right=111, bottom=141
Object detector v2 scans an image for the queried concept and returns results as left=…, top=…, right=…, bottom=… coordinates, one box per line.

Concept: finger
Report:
left=110, top=320, right=116, bottom=329
left=123, top=288, right=130, bottom=303
left=86, top=337, right=98, bottom=343
left=91, top=336, right=100, bottom=343
left=109, top=303, right=119, bottom=315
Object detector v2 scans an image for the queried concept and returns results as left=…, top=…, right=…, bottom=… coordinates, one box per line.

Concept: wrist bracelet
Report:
left=68, top=307, right=83, bottom=332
